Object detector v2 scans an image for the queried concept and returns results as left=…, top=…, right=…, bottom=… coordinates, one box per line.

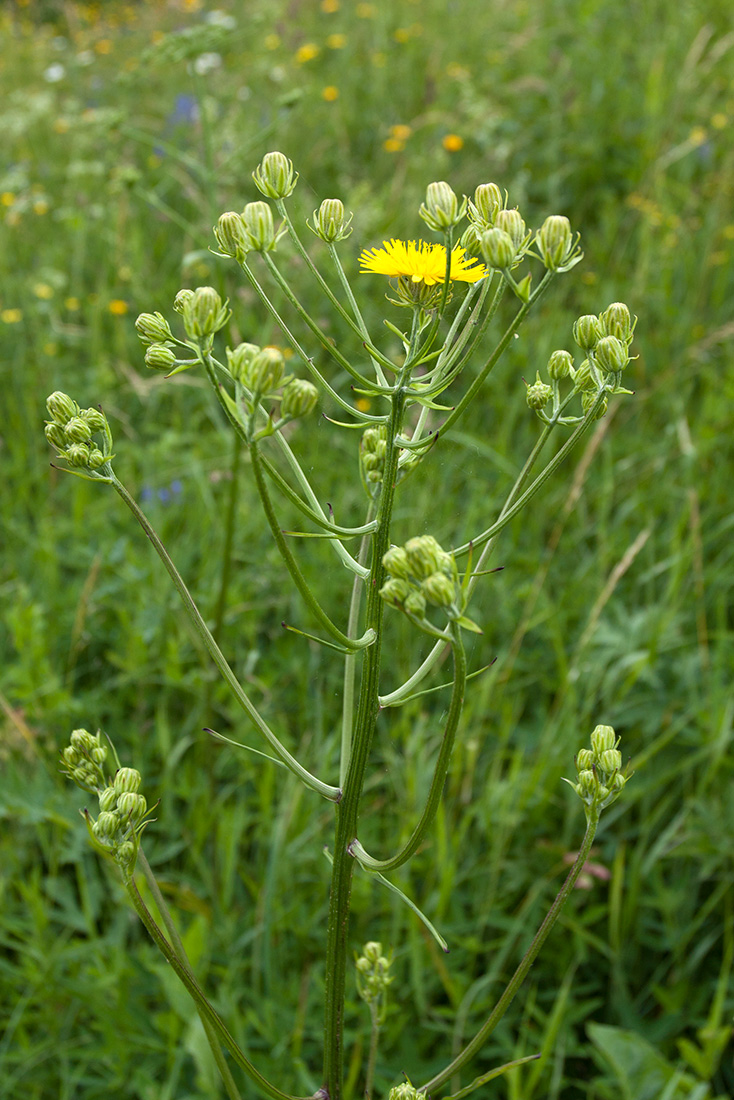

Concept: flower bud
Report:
left=382, top=545, right=411, bottom=579
left=421, top=571, right=456, bottom=608
left=575, top=748, right=595, bottom=772
left=609, top=773, right=626, bottom=794
left=115, top=840, right=137, bottom=868
left=311, top=198, right=353, bottom=243
left=66, top=443, right=91, bottom=467
left=458, top=222, right=482, bottom=258
left=281, top=378, right=318, bottom=419
left=599, top=302, right=633, bottom=344
left=252, top=151, right=298, bottom=199
left=173, top=288, right=194, bottom=314
left=182, top=286, right=230, bottom=339
left=469, top=182, right=504, bottom=228
left=362, top=941, right=382, bottom=962
left=599, top=749, right=622, bottom=774
left=356, top=956, right=372, bottom=974
left=223, top=344, right=257, bottom=387
left=419, top=181, right=466, bottom=232
left=63, top=746, right=81, bottom=766
left=590, top=725, right=617, bottom=755
left=404, top=590, right=427, bottom=618
left=214, top=211, right=249, bottom=259
left=526, top=373, right=553, bottom=410
left=145, top=344, right=177, bottom=372
left=117, top=791, right=147, bottom=823
left=573, top=314, right=602, bottom=352
left=70, top=728, right=95, bottom=751
left=114, top=767, right=142, bottom=794
left=572, top=359, right=595, bottom=392
left=404, top=535, right=444, bottom=579
left=575, top=769, right=597, bottom=800
left=479, top=227, right=516, bottom=270
left=98, top=787, right=118, bottom=812
left=46, top=391, right=79, bottom=424
left=547, top=349, right=573, bottom=380
left=535, top=214, right=573, bottom=271
left=581, top=390, right=608, bottom=419
left=495, top=208, right=527, bottom=249
left=379, top=577, right=411, bottom=607
left=63, top=416, right=92, bottom=444
left=94, top=810, right=120, bottom=840
left=241, top=345, right=286, bottom=396
left=45, top=421, right=66, bottom=448
left=88, top=447, right=108, bottom=469
left=83, top=407, right=108, bottom=434
left=594, top=334, right=629, bottom=373
left=241, top=201, right=278, bottom=251
left=90, top=745, right=107, bottom=765
left=389, top=1083, right=422, bottom=1100
left=135, top=311, right=174, bottom=346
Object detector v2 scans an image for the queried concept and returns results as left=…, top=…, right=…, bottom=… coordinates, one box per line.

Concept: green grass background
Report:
left=1, top=0, right=733, bottom=1097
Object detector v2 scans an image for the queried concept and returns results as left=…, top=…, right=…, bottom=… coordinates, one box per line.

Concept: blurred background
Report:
left=1, top=1, right=733, bottom=1097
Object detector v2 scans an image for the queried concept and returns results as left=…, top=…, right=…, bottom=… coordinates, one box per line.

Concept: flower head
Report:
left=359, top=238, right=486, bottom=286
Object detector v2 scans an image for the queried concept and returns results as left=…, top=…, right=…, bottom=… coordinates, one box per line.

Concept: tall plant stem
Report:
left=213, top=432, right=243, bottom=643
left=322, top=375, right=408, bottom=1099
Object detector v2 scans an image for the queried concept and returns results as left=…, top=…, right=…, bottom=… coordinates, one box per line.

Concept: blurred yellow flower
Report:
left=1, top=308, right=23, bottom=323
left=689, top=126, right=707, bottom=146
left=33, top=200, right=49, bottom=215
left=327, top=33, right=346, bottom=48
left=722, top=224, right=734, bottom=240
left=33, top=283, right=54, bottom=299
left=383, top=138, right=405, bottom=153
left=95, top=39, right=113, bottom=54
left=356, top=397, right=372, bottom=412
left=65, top=297, right=81, bottom=310
left=265, top=34, right=280, bottom=50
left=394, top=28, right=411, bottom=43
left=360, top=239, right=486, bottom=285
left=442, top=133, right=464, bottom=152
left=43, top=342, right=58, bottom=356
left=54, top=118, right=71, bottom=133
left=711, top=113, right=728, bottom=130
left=356, top=3, right=375, bottom=16
left=296, top=43, right=320, bottom=63
left=108, top=300, right=128, bottom=315
left=322, top=85, right=339, bottom=101
left=1, top=192, right=15, bottom=206
left=389, top=124, right=412, bottom=141
left=321, top=0, right=340, bottom=10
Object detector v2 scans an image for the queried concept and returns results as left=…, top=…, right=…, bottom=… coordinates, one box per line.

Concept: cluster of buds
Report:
left=388, top=1083, right=424, bottom=1100
left=136, top=288, right=231, bottom=374
left=226, top=342, right=318, bottom=422
left=44, top=392, right=113, bottom=473
left=379, top=535, right=481, bottom=635
left=360, top=425, right=387, bottom=490
left=355, top=941, right=393, bottom=1017
left=214, top=201, right=286, bottom=258
left=178, top=286, right=231, bottom=342
left=61, top=728, right=152, bottom=873
left=565, top=724, right=629, bottom=816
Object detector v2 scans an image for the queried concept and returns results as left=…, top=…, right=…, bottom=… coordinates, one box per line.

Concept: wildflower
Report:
left=390, top=124, right=412, bottom=141
left=1, top=192, right=15, bottom=207
left=33, top=200, right=49, bottom=215
left=359, top=239, right=486, bottom=285
left=1, top=308, right=23, bottom=324
left=442, top=133, right=464, bottom=152
left=108, top=300, right=129, bottom=316
left=33, top=283, right=54, bottom=299
left=327, top=34, right=346, bottom=48
left=43, top=63, right=66, bottom=82
left=321, top=0, right=340, bottom=10
left=295, top=43, right=320, bottom=63
left=383, top=138, right=405, bottom=153
left=95, top=39, right=113, bottom=54
left=322, top=85, right=339, bottom=101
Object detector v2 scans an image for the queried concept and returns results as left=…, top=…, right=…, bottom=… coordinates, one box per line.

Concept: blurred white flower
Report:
left=43, top=64, right=66, bottom=83
left=193, top=52, right=222, bottom=75
left=204, top=11, right=236, bottom=29
left=76, top=50, right=95, bottom=66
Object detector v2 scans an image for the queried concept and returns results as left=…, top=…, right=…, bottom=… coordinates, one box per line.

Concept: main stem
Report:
left=322, top=383, right=407, bottom=1099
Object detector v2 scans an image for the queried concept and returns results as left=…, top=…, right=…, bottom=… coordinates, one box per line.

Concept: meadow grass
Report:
left=1, top=1, right=734, bottom=1097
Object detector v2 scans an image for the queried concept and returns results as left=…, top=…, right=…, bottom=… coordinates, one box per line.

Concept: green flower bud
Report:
left=94, top=810, right=120, bottom=840
left=281, top=378, right=318, bottom=419
left=535, top=214, right=573, bottom=271
left=145, top=343, right=177, bottom=372
left=590, top=724, right=617, bottom=755
left=135, top=311, right=174, bottom=347
left=173, top=288, right=194, bottom=314
left=214, top=211, right=249, bottom=259
left=46, top=391, right=79, bottom=424
left=241, top=201, right=278, bottom=252
left=90, top=745, right=107, bottom=765
left=421, top=571, right=456, bottom=608
left=609, top=772, right=626, bottom=795
left=311, top=198, right=353, bottom=243
left=65, top=443, right=90, bottom=467
left=572, top=359, right=596, bottom=392
left=62, top=745, right=81, bottom=766
left=114, top=767, right=142, bottom=794
left=581, top=390, right=608, bottom=419
left=599, top=302, right=633, bottom=344
left=115, top=840, right=137, bottom=869
left=389, top=1083, right=422, bottom=1100
left=182, top=286, right=230, bottom=339
left=404, top=535, right=444, bottom=579
left=356, top=957, right=371, bottom=973
left=382, top=545, right=411, bottom=579
left=226, top=342, right=260, bottom=383
left=547, top=349, right=573, bottom=380
left=63, top=416, right=92, bottom=444
left=599, top=748, right=622, bottom=774
left=252, top=151, right=298, bottom=199
left=526, top=372, right=553, bottom=410
left=45, top=421, right=66, bottom=448
left=83, top=407, right=108, bottom=434
left=479, top=227, right=516, bottom=270
left=362, top=453, right=379, bottom=472
left=117, top=791, right=147, bottom=823
left=379, top=577, right=411, bottom=607
left=419, top=180, right=466, bottom=232
left=495, top=208, right=527, bottom=248
left=87, top=447, right=108, bottom=469
left=98, top=787, right=118, bottom=812
left=573, top=314, right=603, bottom=352
left=403, top=589, right=427, bottom=618
left=575, top=769, right=597, bottom=800
left=594, top=334, right=629, bottom=373
left=361, top=427, right=382, bottom=452
left=362, top=941, right=382, bottom=962
left=458, top=222, right=482, bottom=258
left=241, top=345, right=286, bottom=396
left=468, top=182, right=504, bottom=228
left=575, top=748, right=595, bottom=772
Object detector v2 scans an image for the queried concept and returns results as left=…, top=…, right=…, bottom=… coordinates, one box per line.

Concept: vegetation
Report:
left=1, top=1, right=733, bottom=1098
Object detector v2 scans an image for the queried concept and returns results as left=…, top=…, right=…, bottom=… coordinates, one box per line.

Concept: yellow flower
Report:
left=65, top=297, right=81, bottom=310
left=322, top=85, right=339, bottom=101
left=95, top=38, right=112, bottom=54
left=359, top=239, right=486, bottom=285
left=1, top=308, right=23, bottom=323
left=265, top=33, right=280, bottom=49
left=711, top=113, right=728, bottom=130
left=390, top=124, right=412, bottom=141
left=296, top=42, right=320, bottom=63
left=356, top=3, right=375, bottom=16
left=321, top=0, right=340, bottom=10
left=108, top=299, right=128, bottom=315
left=327, top=33, right=346, bottom=48
left=33, top=200, right=49, bottom=214
left=1, top=192, right=15, bottom=206
left=383, top=138, right=405, bottom=152
left=442, top=133, right=464, bottom=152
left=33, top=283, right=54, bottom=299
left=54, top=118, right=71, bottom=133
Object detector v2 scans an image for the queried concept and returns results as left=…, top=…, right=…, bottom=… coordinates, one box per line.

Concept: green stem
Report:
left=249, top=441, right=374, bottom=652
left=327, top=243, right=387, bottom=386
left=420, top=806, right=601, bottom=1095
left=322, top=362, right=410, bottom=1100
left=213, top=432, right=243, bottom=642
left=111, top=474, right=340, bottom=801
left=341, top=510, right=374, bottom=786
left=353, top=621, right=466, bottom=872
left=125, top=872, right=302, bottom=1100
left=365, top=1002, right=381, bottom=1099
